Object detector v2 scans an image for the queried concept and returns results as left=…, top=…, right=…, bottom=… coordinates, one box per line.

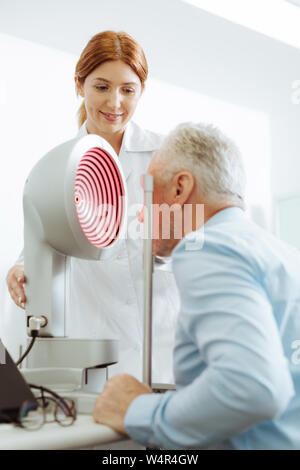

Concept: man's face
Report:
left=140, top=153, right=180, bottom=257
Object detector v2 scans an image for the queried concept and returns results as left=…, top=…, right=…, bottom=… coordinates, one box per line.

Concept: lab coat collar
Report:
left=76, top=120, right=160, bottom=152
left=121, top=120, right=161, bottom=152
left=75, top=120, right=160, bottom=182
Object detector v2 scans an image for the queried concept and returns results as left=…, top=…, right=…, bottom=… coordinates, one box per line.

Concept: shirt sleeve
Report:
left=124, top=237, right=295, bottom=449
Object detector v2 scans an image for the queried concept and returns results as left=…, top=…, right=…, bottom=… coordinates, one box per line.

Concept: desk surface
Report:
left=0, top=414, right=124, bottom=450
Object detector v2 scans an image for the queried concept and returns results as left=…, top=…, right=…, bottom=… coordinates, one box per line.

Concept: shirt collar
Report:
left=76, top=122, right=88, bottom=139
left=76, top=120, right=161, bottom=152
left=204, top=207, right=245, bottom=229
left=173, top=207, right=246, bottom=256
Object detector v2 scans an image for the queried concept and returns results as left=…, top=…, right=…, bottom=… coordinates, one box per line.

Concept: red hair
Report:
left=75, top=31, right=148, bottom=127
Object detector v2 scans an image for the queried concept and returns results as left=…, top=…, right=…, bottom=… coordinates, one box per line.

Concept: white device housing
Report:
left=23, top=134, right=127, bottom=338
left=21, top=135, right=127, bottom=397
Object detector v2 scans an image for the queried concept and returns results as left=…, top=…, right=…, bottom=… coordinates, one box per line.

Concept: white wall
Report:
left=1, top=0, right=300, bottom=355
left=0, top=0, right=299, bottom=203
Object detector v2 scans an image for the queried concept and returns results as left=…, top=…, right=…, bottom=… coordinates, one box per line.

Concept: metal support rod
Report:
left=142, top=174, right=154, bottom=386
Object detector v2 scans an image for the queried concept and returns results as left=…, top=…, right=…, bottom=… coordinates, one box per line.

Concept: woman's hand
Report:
left=6, top=265, right=26, bottom=309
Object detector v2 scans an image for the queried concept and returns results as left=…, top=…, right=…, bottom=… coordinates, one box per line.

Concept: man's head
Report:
left=147, top=122, right=246, bottom=257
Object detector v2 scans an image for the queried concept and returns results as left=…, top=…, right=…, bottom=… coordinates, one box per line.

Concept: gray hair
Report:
left=156, top=122, right=246, bottom=206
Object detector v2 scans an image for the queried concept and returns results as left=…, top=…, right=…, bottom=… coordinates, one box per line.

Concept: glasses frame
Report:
left=29, top=383, right=77, bottom=427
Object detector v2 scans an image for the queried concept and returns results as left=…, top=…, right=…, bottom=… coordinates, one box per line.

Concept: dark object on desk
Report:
left=0, top=340, right=37, bottom=422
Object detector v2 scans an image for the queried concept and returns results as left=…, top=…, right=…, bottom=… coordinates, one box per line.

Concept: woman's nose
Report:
left=107, top=90, right=121, bottom=110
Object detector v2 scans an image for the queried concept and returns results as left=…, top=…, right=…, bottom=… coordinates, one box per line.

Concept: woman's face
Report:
left=76, top=59, right=142, bottom=135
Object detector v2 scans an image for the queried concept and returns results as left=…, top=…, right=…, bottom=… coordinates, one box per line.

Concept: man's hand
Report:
left=93, top=374, right=153, bottom=435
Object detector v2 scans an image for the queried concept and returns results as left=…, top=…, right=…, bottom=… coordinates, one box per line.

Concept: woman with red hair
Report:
left=6, top=31, right=179, bottom=384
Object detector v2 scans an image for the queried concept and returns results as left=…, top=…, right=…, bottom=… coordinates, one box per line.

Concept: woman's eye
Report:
left=95, top=86, right=134, bottom=94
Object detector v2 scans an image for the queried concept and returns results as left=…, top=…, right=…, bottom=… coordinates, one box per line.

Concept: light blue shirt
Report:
left=124, top=207, right=300, bottom=450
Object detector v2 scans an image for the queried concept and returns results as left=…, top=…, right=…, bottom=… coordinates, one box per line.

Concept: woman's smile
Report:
left=100, top=111, right=124, bottom=122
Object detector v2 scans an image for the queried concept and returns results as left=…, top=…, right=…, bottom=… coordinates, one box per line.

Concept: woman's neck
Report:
left=85, top=121, right=125, bottom=156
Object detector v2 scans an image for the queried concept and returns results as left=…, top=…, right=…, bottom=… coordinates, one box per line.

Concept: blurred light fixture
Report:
left=182, top=0, right=300, bottom=50
left=286, top=0, right=300, bottom=6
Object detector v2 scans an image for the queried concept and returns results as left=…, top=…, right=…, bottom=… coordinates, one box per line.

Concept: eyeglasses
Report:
left=35, top=394, right=76, bottom=427
left=29, top=383, right=77, bottom=427
left=0, top=384, right=77, bottom=431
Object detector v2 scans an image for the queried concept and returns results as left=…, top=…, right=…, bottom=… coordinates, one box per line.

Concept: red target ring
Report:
left=74, top=147, right=125, bottom=247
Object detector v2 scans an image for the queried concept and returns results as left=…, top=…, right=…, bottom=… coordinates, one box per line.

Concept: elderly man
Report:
left=93, top=122, right=300, bottom=450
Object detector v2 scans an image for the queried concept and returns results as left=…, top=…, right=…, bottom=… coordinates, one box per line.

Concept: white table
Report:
left=0, top=414, right=143, bottom=450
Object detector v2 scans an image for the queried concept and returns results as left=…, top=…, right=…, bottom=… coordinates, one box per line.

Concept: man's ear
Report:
left=172, top=172, right=195, bottom=205
left=74, top=76, right=84, bottom=98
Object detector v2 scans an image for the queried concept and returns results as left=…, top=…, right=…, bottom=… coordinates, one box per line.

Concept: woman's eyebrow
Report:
left=93, top=77, right=138, bottom=86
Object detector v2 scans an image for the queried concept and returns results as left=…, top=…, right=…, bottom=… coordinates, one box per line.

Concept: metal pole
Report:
left=142, top=174, right=154, bottom=386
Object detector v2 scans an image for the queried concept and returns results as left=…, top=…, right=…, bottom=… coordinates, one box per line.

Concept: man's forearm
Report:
left=125, top=363, right=292, bottom=450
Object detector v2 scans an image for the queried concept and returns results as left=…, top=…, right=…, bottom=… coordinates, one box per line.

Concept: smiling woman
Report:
left=74, top=31, right=147, bottom=154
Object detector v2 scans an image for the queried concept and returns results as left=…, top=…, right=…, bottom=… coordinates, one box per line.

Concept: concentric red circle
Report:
left=74, top=147, right=125, bottom=247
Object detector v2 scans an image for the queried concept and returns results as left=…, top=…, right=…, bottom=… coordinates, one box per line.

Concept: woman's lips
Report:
left=100, top=111, right=123, bottom=122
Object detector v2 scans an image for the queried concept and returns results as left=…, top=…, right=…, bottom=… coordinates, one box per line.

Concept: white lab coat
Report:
left=65, top=121, right=180, bottom=383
